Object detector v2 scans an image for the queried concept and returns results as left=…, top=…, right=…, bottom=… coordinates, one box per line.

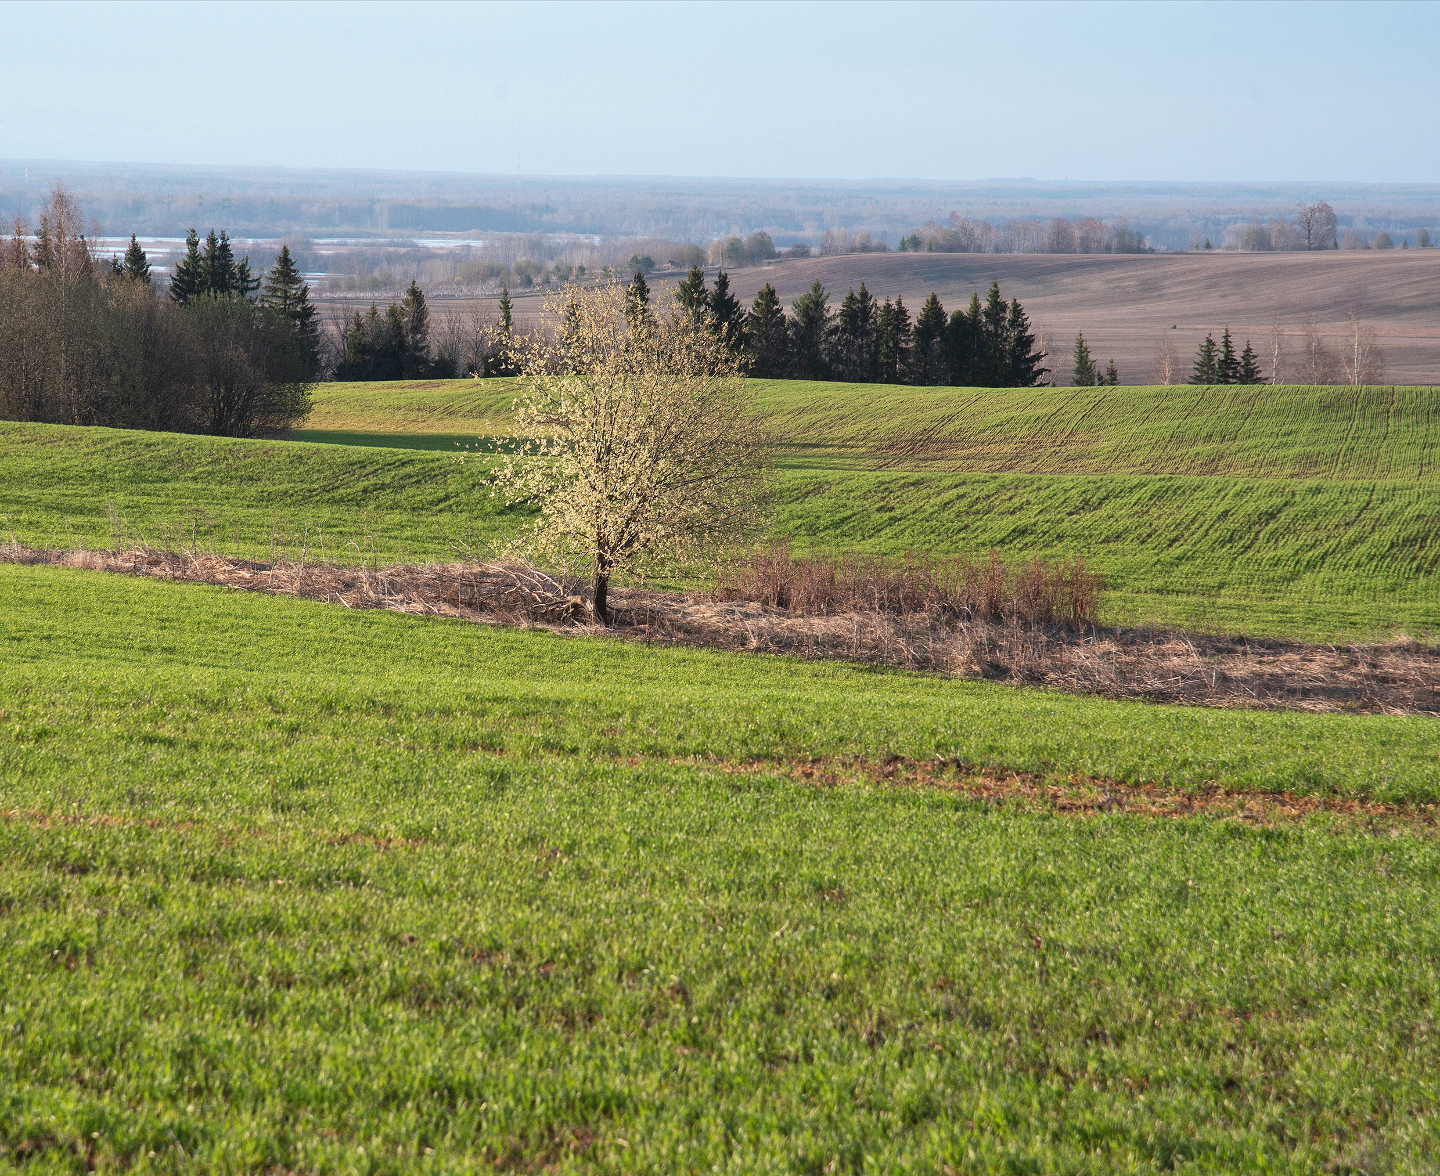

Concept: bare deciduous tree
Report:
left=1295, top=315, right=1339, bottom=384
left=1149, top=333, right=1178, bottom=384
left=483, top=281, right=770, bottom=623
left=1267, top=317, right=1287, bottom=385
left=1339, top=312, right=1386, bottom=386
left=1294, top=201, right=1338, bottom=251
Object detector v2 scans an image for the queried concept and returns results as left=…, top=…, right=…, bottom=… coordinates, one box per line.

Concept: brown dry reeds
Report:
left=6, top=543, right=1437, bottom=716
left=712, top=544, right=1103, bottom=628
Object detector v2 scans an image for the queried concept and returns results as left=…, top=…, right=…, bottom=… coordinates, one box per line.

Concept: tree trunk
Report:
left=592, top=554, right=611, bottom=625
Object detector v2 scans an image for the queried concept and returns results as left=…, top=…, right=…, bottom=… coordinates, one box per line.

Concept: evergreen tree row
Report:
left=335, top=281, right=452, bottom=380
left=1190, top=327, right=1264, bottom=385
left=627, top=266, right=1048, bottom=387
left=109, top=231, right=321, bottom=377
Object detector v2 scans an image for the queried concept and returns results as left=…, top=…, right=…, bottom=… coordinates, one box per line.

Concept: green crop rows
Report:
left=3, top=566, right=1440, bottom=1172
left=6, top=377, right=1439, bottom=640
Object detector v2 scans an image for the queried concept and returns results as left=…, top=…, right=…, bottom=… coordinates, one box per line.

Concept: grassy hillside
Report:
left=755, top=380, right=1440, bottom=478
left=297, top=379, right=1440, bottom=480
left=3, top=565, right=1440, bottom=1172
left=6, top=373, right=1439, bottom=638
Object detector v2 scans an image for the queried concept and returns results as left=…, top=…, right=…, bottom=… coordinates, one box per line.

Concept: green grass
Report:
left=752, top=380, right=1440, bottom=479
left=7, top=371, right=1440, bottom=638
left=3, top=564, right=1440, bottom=1173
left=0, top=420, right=520, bottom=566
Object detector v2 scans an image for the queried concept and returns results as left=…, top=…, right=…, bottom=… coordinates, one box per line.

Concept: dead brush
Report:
left=712, top=543, right=1104, bottom=629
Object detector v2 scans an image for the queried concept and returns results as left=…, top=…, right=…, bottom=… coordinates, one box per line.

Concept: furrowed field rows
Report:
left=294, top=380, right=1440, bottom=481
left=754, top=380, right=1440, bottom=478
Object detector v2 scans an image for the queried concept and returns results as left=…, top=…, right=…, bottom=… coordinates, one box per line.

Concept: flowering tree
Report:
left=489, top=281, right=769, bottom=623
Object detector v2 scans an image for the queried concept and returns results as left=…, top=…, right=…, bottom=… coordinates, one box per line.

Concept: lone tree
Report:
left=491, top=280, right=770, bottom=624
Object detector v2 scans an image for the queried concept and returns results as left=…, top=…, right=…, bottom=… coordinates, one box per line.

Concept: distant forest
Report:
left=624, top=268, right=1047, bottom=388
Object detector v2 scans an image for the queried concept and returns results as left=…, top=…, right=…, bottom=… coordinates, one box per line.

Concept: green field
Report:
left=5, top=378, right=1439, bottom=640
left=4, top=565, right=1440, bottom=1172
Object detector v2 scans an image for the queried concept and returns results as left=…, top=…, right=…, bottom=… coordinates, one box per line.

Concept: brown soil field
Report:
left=722, top=251, right=1440, bottom=385
left=354, top=251, right=1440, bottom=385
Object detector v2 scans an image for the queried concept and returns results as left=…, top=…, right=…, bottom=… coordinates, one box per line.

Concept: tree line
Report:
left=623, top=266, right=1049, bottom=387
left=0, top=190, right=317, bottom=436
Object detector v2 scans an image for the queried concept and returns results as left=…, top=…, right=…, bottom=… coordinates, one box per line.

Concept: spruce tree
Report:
left=1072, top=333, right=1097, bottom=386
left=261, top=245, right=319, bottom=374
left=201, top=230, right=233, bottom=295
left=1218, top=326, right=1240, bottom=384
left=169, top=228, right=204, bottom=304
left=400, top=281, right=430, bottom=374
left=675, top=265, right=710, bottom=321
left=1006, top=296, right=1048, bottom=387
left=876, top=296, right=912, bottom=385
left=835, top=283, right=878, bottom=382
left=1190, top=334, right=1220, bottom=383
left=745, top=282, right=790, bottom=378
left=498, top=285, right=513, bottom=334
left=943, top=294, right=981, bottom=386
left=912, top=292, right=947, bottom=385
left=789, top=280, right=833, bottom=380
left=709, top=270, right=745, bottom=352
left=121, top=234, right=150, bottom=284
left=1104, top=359, right=1120, bottom=386
left=1238, top=340, right=1263, bottom=385
left=978, top=281, right=1010, bottom=386
left=624, top=270, right=650, bottom=330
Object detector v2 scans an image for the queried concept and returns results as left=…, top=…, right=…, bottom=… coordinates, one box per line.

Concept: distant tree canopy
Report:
left=0, top=190, right=312, bottom=436
left=335, top=281, right=454, bottom=381
left=667, top=270, right=1048, bottom=388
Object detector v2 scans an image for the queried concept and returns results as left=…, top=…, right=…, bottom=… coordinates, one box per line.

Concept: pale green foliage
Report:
left=487, top=280, right=770, bottom=614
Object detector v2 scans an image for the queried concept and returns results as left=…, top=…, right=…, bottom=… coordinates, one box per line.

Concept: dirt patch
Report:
left=746, top=756, right=1438, bottom=827
left=6, top=544, right=1438, bottom=716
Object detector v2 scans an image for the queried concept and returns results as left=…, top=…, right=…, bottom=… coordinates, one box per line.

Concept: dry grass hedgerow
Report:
left=4, top=542, right=1437, bottom=716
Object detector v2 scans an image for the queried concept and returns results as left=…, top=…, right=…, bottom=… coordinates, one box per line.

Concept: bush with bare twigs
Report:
left=713, top=544, right=1103, bottom=628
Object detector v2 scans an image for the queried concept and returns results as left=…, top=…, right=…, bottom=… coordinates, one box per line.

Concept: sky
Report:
left=5, top=0, right=1437, bottom=183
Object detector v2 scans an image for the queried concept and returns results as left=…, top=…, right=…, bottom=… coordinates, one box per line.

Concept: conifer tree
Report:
left=1104, top=358, right=1120, bottom=386
left=498, top=285, right=513, bottom=334
left=875, top=296, right=912, bottom=385
left=834, top=282, right=878, bottom=382
left=709, top=270, right=745, bottom=353
left=978, top=281, right=1010, bottom=385
left=1190, top=334, right=1220, bottom=383
left=1006, top=296, right=1048, bottom=387
left=943, top=293, right=982, bottom=386
left=1072, top=333, right=1097, bottom=386
left=675, top=265, right=710, bottom=321
left=260, top=245, right=318, bottom=373
left=912, top=292, right=947, bottom=385
left=789, top=280, right=833, bottom=380
left=121, top=234, right=150, bottom=284
left=1218, top=326, right=1240, bottom=384
left=400, top=280, right=430, bottom=373
left=1238, top=340, right=1264, bottom=385
left=202, top=230, right=233, bottom=295
left=169, top=228, right=204, bottom=304
left=745, top=282, right=790, bottom=378
left=624, top=269, right=650, bottom=329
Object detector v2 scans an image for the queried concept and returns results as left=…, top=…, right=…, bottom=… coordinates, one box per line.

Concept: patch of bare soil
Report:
left=7, top=545, right=1438, bottom=716
left=739, top=756, right=1438, bottom=827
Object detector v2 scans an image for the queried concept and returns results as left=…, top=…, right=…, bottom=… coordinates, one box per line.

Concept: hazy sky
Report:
left=6, top=0, right=1437, bottom=182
